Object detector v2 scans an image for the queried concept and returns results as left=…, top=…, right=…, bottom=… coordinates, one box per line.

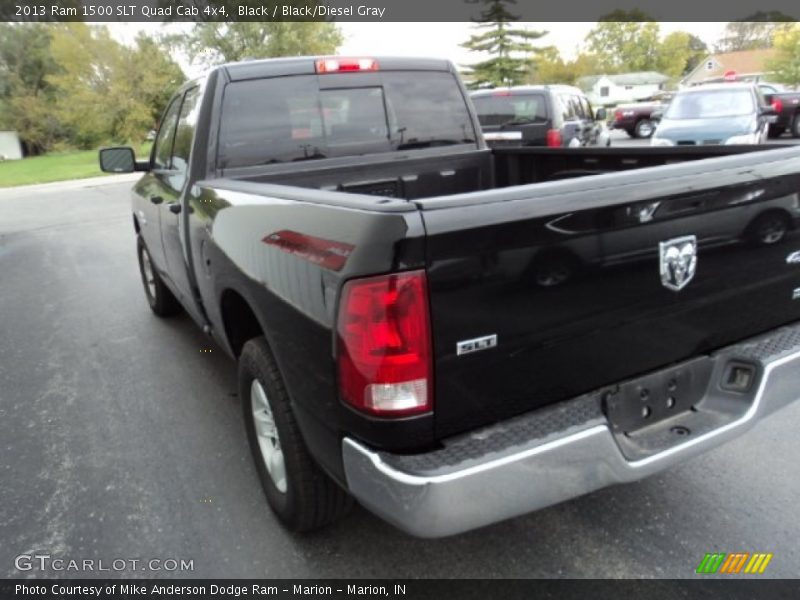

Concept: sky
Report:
left=107, top=22, right=730, bottom=78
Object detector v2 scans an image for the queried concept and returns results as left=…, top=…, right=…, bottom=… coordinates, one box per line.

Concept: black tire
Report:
left=136, top=236, right=181, bottom=317
left=792, top=114, right=800, bottom=139
left=634, top=119, right=655, bottom=139
left=240, top=336, right=352, bottom=532
left=746, top=211, right=791, bottom=246
left=768, top=124, right=785, bottom=139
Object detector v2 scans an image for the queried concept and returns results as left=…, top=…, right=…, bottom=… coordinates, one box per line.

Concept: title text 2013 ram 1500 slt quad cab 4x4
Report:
left=100, top=56, right=800, bottom=538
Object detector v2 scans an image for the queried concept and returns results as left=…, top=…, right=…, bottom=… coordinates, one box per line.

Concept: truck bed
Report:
left=207, top=143, right=800, bottom=441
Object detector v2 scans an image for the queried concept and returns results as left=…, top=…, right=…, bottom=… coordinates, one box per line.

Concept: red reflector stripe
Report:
left=263, top=230, right=354, bottom=272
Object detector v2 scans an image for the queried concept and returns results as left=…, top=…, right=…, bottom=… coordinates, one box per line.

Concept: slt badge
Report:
left=659, top=235, right=697, bottom=292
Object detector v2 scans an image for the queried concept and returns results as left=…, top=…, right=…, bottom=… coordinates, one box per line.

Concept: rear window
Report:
left=665, top=89, right=756, bottom=120
left=472, top=94, right=548, bottom=127
left=217, top=71, right=477, bottom=169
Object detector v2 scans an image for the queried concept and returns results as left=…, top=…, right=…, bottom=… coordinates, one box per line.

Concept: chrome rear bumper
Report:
left=343, top=324, right=800, bottom=538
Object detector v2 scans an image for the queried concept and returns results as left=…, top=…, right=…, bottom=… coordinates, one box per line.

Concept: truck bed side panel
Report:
left=185, top=183, right=433, bottom=478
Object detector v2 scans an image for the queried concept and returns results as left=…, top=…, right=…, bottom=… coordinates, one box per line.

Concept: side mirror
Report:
left=99, top=146, right=141, bottom=173
left=650, top=111, right=663, bottom=122
left=595, top=108, right=607, bottom=121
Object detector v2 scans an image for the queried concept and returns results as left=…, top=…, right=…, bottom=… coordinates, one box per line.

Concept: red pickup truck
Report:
left=609, top=101, right=667, bottom=139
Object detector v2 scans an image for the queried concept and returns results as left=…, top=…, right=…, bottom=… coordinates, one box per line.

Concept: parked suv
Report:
left=471, top=85, right=610, bottom=148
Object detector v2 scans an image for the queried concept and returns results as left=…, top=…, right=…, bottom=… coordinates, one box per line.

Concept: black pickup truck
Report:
left=100, top=56, right=800, bottom=538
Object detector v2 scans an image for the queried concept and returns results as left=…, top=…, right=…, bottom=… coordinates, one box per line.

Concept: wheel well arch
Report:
left=749, top=207, right=793, bottom=227
left=220, top=288, right=264, bottom=358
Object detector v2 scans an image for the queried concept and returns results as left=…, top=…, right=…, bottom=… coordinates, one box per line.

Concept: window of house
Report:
left=624, top=85, right=634, bottom=90
left=600, top=86, right=609, bottom=97
left=705, top=60, right=715, bottom=71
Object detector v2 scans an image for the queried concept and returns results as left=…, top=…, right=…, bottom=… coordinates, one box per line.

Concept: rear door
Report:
left=133, top=95, right=182, bottom=272
left=160, top=86, right=202, bottom=308
left=556, top=92, right=583, bottom=146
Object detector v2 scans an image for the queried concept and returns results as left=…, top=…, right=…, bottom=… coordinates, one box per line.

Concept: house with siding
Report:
left=681, top=48, right=777, bottom=87
left=577, top=72, right=669, bottom=106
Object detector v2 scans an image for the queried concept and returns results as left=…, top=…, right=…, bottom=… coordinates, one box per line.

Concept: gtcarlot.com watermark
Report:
left=14, top=553, right=194, bottom=573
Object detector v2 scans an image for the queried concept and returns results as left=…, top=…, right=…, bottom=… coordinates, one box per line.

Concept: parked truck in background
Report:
left=609, top=101, right=666, bottom=139
left=763, top=89, right=800, bottom=138
left=101, top=56, right=800, bottom=538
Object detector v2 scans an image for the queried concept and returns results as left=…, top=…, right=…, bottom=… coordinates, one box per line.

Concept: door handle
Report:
left=150, top=196, right=163, bottom=205
left=168, top=203, right=182, bottom=215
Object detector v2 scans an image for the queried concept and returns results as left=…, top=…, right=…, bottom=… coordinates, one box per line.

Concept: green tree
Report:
left=683, top=34, right=709, bottom=74
left=528, top=48, right=600, bottom=85
left=123, top=33, right=186, bottom=136
left=585, top=12, right=661, bottom=73
left=715, top=16, right=795, bottom=53
left=48, top=24, right=124, bottom=147
left=460, top=0, right=547, bottom=88
left=167, top=22, right=343, bottom=67
left=766, top=25, right=800, bottom=85
left=0, top=24, right=61, bottom=154
left=657, top=31, right=707, bottom=79
left=48, top=24, right=184, bottom=148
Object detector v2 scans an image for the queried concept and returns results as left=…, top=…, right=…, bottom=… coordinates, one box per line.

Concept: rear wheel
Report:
left=747, top=212, right=790, bottom=246
left=240, top=336, right=352, bottom=532
left=634, top=119, right=654, bottom=139
left=792, top=114, right=800, bottom=138
left=136, top=236, right=181, bottom=317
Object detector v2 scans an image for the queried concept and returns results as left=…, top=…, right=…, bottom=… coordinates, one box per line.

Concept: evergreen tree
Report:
left=460, top=0, right=547, bottom=89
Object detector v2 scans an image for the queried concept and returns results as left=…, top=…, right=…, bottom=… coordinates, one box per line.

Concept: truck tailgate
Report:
left=417, top=148, right=800, bottom=437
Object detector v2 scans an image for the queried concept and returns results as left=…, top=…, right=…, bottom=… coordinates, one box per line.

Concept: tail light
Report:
left=492, top=90, right=512, bottom=97
left=772, top=98, right=783, bottom=114
left=614, top=109, right=623, bottom=121
left=337, top=270, right=432, bottom=417
left=546, top=129, right=562, bottom=148
left=315, top=57, right=378, bottom=73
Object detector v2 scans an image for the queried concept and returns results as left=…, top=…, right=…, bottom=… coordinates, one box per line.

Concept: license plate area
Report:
left=602, top=357, right=714, bottom=435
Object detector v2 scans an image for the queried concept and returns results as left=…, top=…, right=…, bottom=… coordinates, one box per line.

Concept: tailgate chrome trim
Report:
left=342, top=329, right=800, bottom=538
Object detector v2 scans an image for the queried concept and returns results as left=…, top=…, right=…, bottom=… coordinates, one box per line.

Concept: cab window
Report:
left=153, top=96, right=182, bottom=170
left=170, top=86, right=202, bottom=189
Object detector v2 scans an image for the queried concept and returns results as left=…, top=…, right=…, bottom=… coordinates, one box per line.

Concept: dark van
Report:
left=471, top=85, right=610, bottom=148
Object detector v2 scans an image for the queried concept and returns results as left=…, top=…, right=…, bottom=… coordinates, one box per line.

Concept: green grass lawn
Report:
left=0, top=144, right=152, bottom=188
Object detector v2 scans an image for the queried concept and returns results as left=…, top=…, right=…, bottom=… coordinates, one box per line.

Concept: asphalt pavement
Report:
left=1, top=165, right=799, bottom=579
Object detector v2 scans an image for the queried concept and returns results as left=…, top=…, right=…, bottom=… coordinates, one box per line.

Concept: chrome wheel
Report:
left=636, top=120, right=654, bottom=138
left=251, top=379, right=287, bottom=493
left=141, top=247, right=157, bottom=300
